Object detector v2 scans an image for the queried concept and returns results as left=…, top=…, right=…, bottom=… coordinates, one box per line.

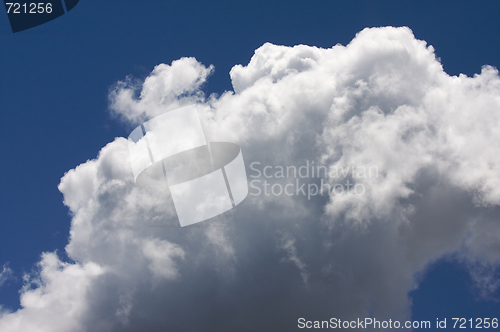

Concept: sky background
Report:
left=1, top=1, right=500, bottom=331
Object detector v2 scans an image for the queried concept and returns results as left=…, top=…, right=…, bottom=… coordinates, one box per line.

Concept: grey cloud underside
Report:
left=1, top=26, right=499, bottom=332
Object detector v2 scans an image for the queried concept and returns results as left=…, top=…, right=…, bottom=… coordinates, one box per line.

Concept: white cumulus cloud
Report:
left=1, top=26, right=500, bottom=331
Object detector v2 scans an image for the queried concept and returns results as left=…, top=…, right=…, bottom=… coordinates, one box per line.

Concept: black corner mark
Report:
left=64, top=0, right=78, bottom=11
left=3, top=0, right=79, bottom=33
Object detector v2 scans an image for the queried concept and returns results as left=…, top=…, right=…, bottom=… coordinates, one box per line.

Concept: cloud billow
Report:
left=1, top=26, right=500, bottom=331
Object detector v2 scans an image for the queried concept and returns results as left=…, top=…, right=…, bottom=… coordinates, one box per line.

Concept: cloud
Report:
left=1, top=26, right=500, bottom=331
left=0, top=264, right=13, bottom=288
left=109, top=57, right=214, bottom=125
left=0, top=254, right=102, bottom=332
left=142, top=238, right=185, bottom=280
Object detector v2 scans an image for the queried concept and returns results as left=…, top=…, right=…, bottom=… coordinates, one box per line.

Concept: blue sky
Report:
left=1, top=1, right=500, bottom=331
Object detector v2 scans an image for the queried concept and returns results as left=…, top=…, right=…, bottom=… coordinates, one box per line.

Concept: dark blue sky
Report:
left=1, top=0, right=499, bottom=327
